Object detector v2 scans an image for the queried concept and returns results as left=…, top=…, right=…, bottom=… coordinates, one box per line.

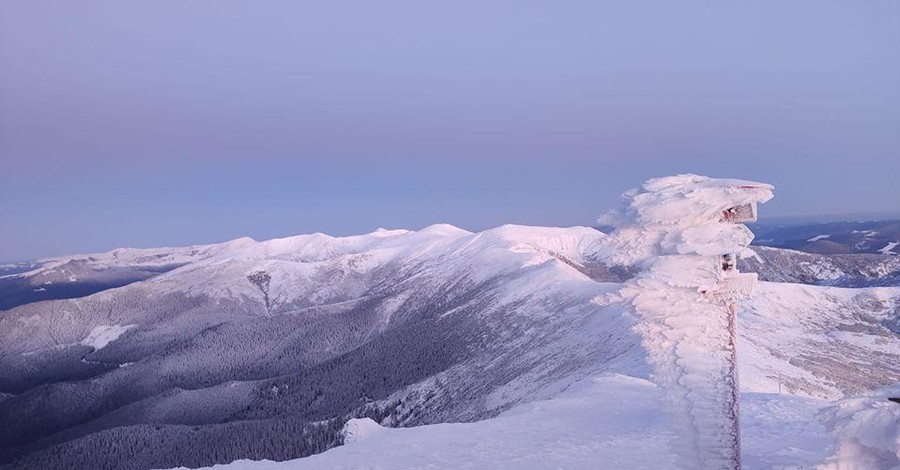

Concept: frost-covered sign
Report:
left=600, top=174, right=774, bottom=470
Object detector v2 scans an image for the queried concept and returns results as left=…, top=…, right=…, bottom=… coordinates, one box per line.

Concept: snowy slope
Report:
left=0, top=241, right=231, bottom=311
left=752, top=219, right=900, bottom=255
left=742, top=246, right=900, bottom=288
left=740, top=283, right=900, bottom=399
left=0, top=223, right=642, bottom=469
left=818, top=383, right=900, bottom=469
left=171, top=375, right=835, bottom=470
left=4, top=240, right=238, bottom=283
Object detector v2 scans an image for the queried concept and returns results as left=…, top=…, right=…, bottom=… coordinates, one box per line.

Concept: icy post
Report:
left=599, top=175, right=774, bottom=470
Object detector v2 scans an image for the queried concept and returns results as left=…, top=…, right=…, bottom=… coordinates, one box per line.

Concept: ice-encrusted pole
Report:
left=599, top=175, right=773, bottom=470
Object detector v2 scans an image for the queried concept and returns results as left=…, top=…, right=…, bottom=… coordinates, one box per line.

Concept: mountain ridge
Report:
left=1, top=221, right=897, bottom=469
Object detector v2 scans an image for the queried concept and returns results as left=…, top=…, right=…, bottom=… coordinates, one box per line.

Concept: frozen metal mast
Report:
left=700, top=194, right=767, bottom=468
left=600, top=175, right=773, bottom=470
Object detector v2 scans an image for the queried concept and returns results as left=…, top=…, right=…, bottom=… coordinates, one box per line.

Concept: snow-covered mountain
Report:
left=751, top=219, right=900, bottom=255
left=0, top=224, right=641, bottom=469
left=743, top=245, right=900, bottom=288
left=1, top=176, right=898, bottom=470
left=0, top=241, right=253, bottom=311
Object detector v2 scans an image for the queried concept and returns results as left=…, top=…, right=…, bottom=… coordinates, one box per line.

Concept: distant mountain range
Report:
left=750, top=219, right=900, bottom=255
left=4, top=219, right=898, bottom=315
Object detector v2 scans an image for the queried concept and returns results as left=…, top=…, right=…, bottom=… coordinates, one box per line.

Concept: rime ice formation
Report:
left=599, top=174, right=774, bottom=470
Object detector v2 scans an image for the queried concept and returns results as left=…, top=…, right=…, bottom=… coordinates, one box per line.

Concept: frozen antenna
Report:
left=600, top=175, right=774, bottom=470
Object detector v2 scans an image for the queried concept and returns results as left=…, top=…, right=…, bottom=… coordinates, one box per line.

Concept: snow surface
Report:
left=808, top=234, right=832, bottom=242
left=80, top=324, right=135, bottom=349
left=172, top=375, right=836, bottom=470
left=879, top=241, right=899, bottom=256
left=740, top=282, right=900, bottom=399
left=339, top=417, right=385, bottom=444
left=818, top=384, right=900, bottom=469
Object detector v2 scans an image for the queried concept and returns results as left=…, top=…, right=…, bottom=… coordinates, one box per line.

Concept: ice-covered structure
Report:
left=600, top=174, right=774, bottom=470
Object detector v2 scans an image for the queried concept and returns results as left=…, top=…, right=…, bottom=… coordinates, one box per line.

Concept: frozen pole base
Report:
left=599, top=175, right=773, bottom=470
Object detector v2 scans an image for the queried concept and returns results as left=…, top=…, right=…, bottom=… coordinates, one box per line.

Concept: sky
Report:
left=1, top=1, right=898, bottom=261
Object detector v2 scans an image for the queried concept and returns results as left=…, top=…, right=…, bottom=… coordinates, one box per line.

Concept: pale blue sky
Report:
left=1, top=1, right=898, bottom=261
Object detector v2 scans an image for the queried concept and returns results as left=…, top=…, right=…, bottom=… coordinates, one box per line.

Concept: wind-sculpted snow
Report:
left=164, top=376, right=838, bottom=470
left=817, top=384, right=900, bottom=469
left=179, top=375, right=678, bottom=470
left=599, top=175, right=772, bottom=264
left=599, top=174, right=774, bottom=470
left=601, top=175, right=772, bottom=229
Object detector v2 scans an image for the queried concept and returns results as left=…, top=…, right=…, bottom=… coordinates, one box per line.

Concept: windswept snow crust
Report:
left=598, top=174, right=772, bottom=264
left=818, top=384, right=900, bottom=470
left=173, top=375, right=677, bottom=470
left=176, top=375, right=837, bottom=470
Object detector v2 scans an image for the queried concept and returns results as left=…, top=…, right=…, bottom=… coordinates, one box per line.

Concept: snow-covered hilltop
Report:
left=0, top=175, right=897, bottom=470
